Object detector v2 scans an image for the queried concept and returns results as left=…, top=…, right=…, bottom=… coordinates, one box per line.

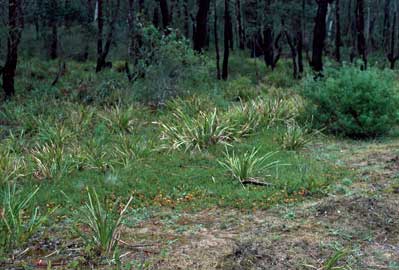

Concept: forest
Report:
left=1, top=0, right=399, bottom=269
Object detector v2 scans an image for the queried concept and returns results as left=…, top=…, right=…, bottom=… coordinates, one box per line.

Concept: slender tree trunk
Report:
left=193, top=0, right=211, bottom=52
left=3, top=0, right=24, bottom=99
left=311, top=0, right=332, bottom=73
left=263, top=27, right=274, bottom=69
left=96, top=0, right=104, bottom=72
left=388, top=11, right=398, bottom=69
left=383, top=0, right=391, bottom=50
left=159, top=0, right=170, bottom=30
left=356, top=0, right=367, bottom=69
left=49, top=0, right=58, bottom=60
left=127, top=0, right=135, bottom=61
left=96, top=0, right=120, bottom=72
left=285, top=31, right=298, bottom=79
left=297, top=29, right=304, bottom=75
left=236, top=0, right=245, bottom=50
left=222, top=0, right=230, bottom=80
left=214, top=0, right=221, bottom=80
left=335, top=0, right=342, bottom=62
left=50, top=22, right=58, bottom=59
left=183, top=0, right=190, bottom=37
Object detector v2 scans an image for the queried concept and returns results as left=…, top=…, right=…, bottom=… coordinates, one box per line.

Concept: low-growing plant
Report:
left=252, top=95, right=299, bottom=128
left=99, top=105, right=137, bottom=134
left=224, top=101, right=262, bottom=137
left=302, top=66, right=399, bottom=137
left=278, top=120, right=315, bottom=151
left=73, top=189, right=133, bottom=257
left=112, top=134, right=153, bottom=167
left=36, top=121, right=73, bottom=147
left=30, top=143, right=74, bottom=179
left=218, top=147, right=281, bottom=186
left=160, top=108, right=235, bottom=151
left=0, top=184, right=48, bottom=257
left=0, top=148, right=26, bottom=184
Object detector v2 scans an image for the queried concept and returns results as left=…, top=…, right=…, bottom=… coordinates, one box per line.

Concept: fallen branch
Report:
left=241, top=178, right=272, bottom=186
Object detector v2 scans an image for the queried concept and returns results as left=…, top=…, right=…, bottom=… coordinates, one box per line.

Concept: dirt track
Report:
left=124, top=140, right=399, bottom=269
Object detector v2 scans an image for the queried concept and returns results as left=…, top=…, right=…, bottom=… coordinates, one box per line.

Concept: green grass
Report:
left=0, top=54, right=348, bottom=262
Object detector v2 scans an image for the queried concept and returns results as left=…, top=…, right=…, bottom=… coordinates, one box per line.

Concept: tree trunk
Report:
left=49, top=0, right=58, bottom=60
left=383, top=0, right=391, bottom=50
left=159, top=0, right=170, bottom=30
left=263, top=26, right=274, bottom=69
left=183, top=0, right=190, bottom=38
left=311, top=0, right=332, bottom=73
left=388, top=11, right=398, bottom=69
left=96, top=0, right=104, bottom=72
left=50, top=22, right=58, bottom=59
left=193, top=0, right=211, bottom=52
left=236, top=0, right=245, bottom=50
left=222, top=0, right=230, bottom=80
left=96, top=0, right=120, bottom=72
left=335, top=0, right=342, bottom=62
left=297, top=29, right=304, bottom=75
left=214, top=0, right=221, bottom=80
left=356, top=0, right=367, bottom=69
left=127, top=0, right=135, bottom=61
left=3, top=0, right=24, bottom=99
left=285, top=31, right=298, bottom=79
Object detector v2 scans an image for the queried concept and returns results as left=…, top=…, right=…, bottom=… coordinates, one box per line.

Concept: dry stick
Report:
left=51, top=61, right=66, bottom=86
left=240, top=178, right=272, bottom=187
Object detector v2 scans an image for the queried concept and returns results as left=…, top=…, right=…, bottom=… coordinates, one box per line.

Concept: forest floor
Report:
left=120, top=139, right=399, bottom=270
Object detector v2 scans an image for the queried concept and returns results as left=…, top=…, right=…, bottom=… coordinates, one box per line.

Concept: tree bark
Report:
left=355, top=0, right=367, bottom=69
left=387, top=11, right=398, bottom=69
left=236, top=0, right=245, bottom=50
left=222, top=0, right=230, bottom=80
left=3, top=0, right=24, bottom=99
left=214, top=0, right=221, bottom=80
left=383, top=0, right=391, bottom=50
left=159, top=0, right=170, bottom=30
left=311, top=0, right=333, bottom=73
left=285, top=31, right=298, bottom=79
left=96, top=0, right=120, bottom=72
left=49, top=0, right=58, bottom=60
left=335, top=0, right=342, bottom=62
left=127, top=0, right=135, bottom=61
left=193, top=0, right=211, bottom=52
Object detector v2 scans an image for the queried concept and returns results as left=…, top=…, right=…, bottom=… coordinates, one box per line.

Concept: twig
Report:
left=51, top=61, right=66, bottom=86
left=44, top=250, right=59, bottom=258
left=240, top=178, right=272, bottom=186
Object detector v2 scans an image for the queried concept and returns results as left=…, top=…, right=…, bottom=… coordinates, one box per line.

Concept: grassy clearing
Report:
left=0, top=54, right=348, bottom=266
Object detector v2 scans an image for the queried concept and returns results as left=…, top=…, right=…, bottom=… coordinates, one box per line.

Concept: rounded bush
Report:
left=302, top=67, right=399, bottom=138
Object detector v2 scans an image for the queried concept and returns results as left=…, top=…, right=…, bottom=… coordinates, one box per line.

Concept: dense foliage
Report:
left=303, top=67, right=399, bottom=137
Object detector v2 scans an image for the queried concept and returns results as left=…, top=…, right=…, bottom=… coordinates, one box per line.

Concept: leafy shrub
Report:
left=224, top=76, right=257, bottom=101
left=218, top=147, right=280, bottom=185
left=302, top=67, right=399, bottom=137
left=134, top=28, right=208, bottom=105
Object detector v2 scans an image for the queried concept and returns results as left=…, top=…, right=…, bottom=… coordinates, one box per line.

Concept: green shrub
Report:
left=134, top=28, right=208, bottom=105
left=302, top=67, right=399, bottom=137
